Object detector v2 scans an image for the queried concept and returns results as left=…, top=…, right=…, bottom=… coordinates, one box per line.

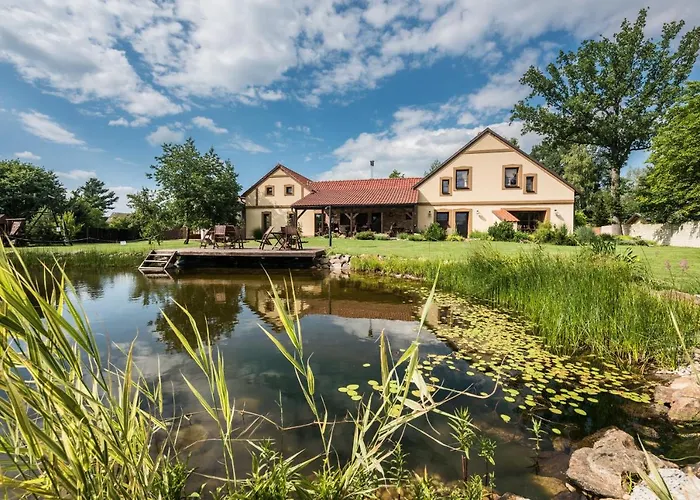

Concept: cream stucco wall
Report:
left=415, top=134, right=575, bottom=234
left=243, top=166, right=316, bottom=237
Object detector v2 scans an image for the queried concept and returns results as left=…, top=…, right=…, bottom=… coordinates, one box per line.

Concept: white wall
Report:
left=598, top=222, right=700, bottom=248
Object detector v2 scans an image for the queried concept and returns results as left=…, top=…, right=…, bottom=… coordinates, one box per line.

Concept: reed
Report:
left=352, top=248, right=700, bottom=368
left=0, top=247, right=490, bottom=499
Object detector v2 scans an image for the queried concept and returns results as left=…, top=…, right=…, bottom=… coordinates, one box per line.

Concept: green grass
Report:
left=352, top=249, right=700, bottom=369
left=308, top=237, right=700, bottom=294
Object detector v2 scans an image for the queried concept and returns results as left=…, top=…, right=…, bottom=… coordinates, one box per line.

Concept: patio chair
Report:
left=199, top=228, right=215, bottom=248
left=230, top=226, right=245, bottom=249
left=259, top=226, right=275, bottom=250
left=213, top=225, right=227, bottom=247
left=285, top=225, right=303, bottom=250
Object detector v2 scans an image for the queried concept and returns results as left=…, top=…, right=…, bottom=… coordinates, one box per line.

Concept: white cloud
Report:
left=14, top=151, right=41, bottom=160
left=146, top=125, right=185, bottom=146
left=191, top=116, right=228, bottom=134
left=109, top=116, right=150, bottom=127
left=109, top=186, right=138, bottom=213
left=0, top=0, right=697, bottom=112
left=56, top=169, right=97, bottom=180
left=288, top=125, right=311, bottom=135
left=228, top=134, right=271, bottom=154
left=275, top=121, right=282, bottom=128
left=18, top=111, right=85, bottom=145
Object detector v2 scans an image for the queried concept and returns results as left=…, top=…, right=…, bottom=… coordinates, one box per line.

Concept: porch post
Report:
left=380, top=210, right=384, bottom=233
left=412, top=205, right=418, bottom=232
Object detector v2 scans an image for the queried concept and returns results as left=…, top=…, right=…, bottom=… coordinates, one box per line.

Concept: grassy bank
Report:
left=309, top=237, right=700, bottom=294
left=352, top=249, right=700, bottom=369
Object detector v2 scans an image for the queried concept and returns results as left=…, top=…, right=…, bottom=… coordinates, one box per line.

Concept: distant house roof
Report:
left=241, top=164, right=313, bottom=197
left=293, top=177, right=422, bottom=208
left=493, top=209, right=519, bottom=222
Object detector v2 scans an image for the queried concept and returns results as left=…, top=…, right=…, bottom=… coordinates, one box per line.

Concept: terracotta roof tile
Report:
left=293, top=177, right=422, bottom=208
left=493, top=209, right=519, bottom=222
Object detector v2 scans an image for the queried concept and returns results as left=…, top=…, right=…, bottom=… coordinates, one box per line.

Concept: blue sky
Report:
left=1, top=0, right=698, bottom=212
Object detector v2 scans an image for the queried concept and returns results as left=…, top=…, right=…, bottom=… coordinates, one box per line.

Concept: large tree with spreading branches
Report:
left=512, top=9, right=700, bottom=232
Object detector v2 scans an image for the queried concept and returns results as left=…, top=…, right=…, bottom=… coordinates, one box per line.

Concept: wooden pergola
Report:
left=292, top=204, right=417, bottom=236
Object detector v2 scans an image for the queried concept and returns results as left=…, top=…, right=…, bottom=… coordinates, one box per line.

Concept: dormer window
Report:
left=503, top=166, right=520, bottom=188
left=265, top=185, right=274, bottom=196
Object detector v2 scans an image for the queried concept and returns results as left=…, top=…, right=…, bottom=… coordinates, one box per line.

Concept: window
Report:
left=265, top=185, right=274, bottom=196
left=262, top=212, right=272, bottom=230
left=435, top=211, right=449, bottom=230
left=441, top=178, right=451, bottom=195
left=504, top=166, right=520, bottom=188
left=284, top=185, right=294, bottom=196
left=525, top=174, right=536, bottom=193
left=455, top=168, right=470, bottom=190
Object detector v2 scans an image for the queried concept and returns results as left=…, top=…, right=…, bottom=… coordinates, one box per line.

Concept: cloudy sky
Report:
left=1, top=0, right=698, bottom=212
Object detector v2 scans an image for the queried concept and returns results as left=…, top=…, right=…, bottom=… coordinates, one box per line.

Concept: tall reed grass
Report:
left=0, top=247, right=491, bottom=499
left=11, top=248, right=143, bottom=269
left=352, top=248, right=700, bottom=368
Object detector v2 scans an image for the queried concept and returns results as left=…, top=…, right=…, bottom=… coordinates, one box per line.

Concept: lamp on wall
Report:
left=428, top=210, right=432, bottom=217
left=476, top=209, right=481, bottom=215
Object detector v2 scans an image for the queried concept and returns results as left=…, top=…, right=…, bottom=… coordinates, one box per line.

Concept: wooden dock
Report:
left=139, top=247, right=326, bottom=272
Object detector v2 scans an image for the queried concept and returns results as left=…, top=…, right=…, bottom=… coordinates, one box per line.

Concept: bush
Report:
left=574, top=226, right=597, bottom=245
left=469, top=230, right=490, bottom=241
left=574, top=210, right=588, bottom=228
left=375, top=233, right=390, bottom=240
left=532, top=222, right=576, bottom=246
left=487, top=221, right=516, bottom=241
left=615, top=235, right=654, bottom=246
left=552, top=224, right=577, bottom=246
left=407, top=233, right=425, bottom=241
left=513, top=231, right=531, bottom=242
left=422, top=223, right=447, bottom=241
left=397, top=232, right=410, bottom=240
left=27, top=208, right=60, bottom=243
left=446, top=233, right=464, bottom=242
left=355, top=231, right=376, bottom=240
left=253, top=227, right=264, bottom=240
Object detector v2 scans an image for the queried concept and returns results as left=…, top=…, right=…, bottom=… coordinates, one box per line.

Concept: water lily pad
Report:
left=574, top=408, right=587, bottom=416
left=551, top=428, right=562, bottom=435
left=362, top=363, right=371, bottom=368
left=500, top=414, right=511, bottom=423
left=347, top=384, right=359, bottom=391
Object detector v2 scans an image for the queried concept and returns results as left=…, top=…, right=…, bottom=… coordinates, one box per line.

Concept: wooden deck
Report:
left=140, top=247, right=326, bottom=271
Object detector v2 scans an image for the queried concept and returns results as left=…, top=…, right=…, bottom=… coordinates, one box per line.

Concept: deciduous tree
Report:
left=637, top=81, right=700, bottom=222
left=0, top=159, right=65, bottom=219
left=388, top=169, right=404, bottom=179
left=149, top=138, right=242, bottom=243
left=127, top=188, right=171, bottom=244
left=512, top=9, right=700, bottom=232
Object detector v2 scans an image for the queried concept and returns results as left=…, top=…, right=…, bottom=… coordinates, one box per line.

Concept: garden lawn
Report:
left=306, top=237, right=700, bottom=293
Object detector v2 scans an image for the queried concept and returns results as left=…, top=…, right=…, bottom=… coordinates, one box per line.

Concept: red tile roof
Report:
left=293, top=177, right=422, bottom=208
left=492, top=209, right=519, bottom=222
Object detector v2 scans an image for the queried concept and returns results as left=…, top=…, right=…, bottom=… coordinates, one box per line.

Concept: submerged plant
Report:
left=449, top=407, right=477, bottom=481
left=527, top=416, right=546, bottom=474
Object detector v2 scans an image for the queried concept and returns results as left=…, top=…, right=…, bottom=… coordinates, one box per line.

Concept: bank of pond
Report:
left=1, top=249, right=698, bottom=498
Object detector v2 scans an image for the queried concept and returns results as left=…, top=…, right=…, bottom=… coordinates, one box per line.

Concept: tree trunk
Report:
left=610, top=164, right=623, bottom=235
left=184, top=226, right=190, bottom=244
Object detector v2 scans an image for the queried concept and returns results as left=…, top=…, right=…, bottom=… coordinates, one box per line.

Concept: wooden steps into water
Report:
left=138, top=250, right=178, bottom=274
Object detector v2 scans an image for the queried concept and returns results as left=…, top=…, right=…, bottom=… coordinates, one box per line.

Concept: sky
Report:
left=1, top=0, right=699, bottom=213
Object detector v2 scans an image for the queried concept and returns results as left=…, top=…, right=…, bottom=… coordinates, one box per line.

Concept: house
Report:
left=242, top=129, right=575, bottom=238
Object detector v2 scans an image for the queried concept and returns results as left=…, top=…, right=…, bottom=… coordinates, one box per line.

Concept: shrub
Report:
left=574, top=226, right=597, bottom=245
left=375, top=233, right=390, bottom=240
left=615, top=235, right=654, bottom=246
left=513, top=231, right=531, bottom=242
left=469, top=230, right=490, bottom=241
left=532, top=221, right=554, bottom=243
left=27, top=208, right=60, bottom=243
left=552, top=224, right=577, bottom=246
left=446, top=233, right=464, bottom=242
left=355, top=231, right=376, bottom=240
left=423, top=223, right=447, bottom=241
left=397, top=232, right=410, bottom=240
left=407, top=233, right=425, bottom=241
left=574, top=210, right=588, bottom=228
left=487, top=221, right=516, bottom=241
left=253, top=227, right=264, bottom=240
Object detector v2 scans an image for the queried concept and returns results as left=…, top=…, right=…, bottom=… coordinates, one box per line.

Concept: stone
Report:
left=538, top=450, right=571, bottom=481
left=654, top=375, right=700, bottom=422
left=498, top=494, right=530, bottom=500
left=630, top=468, right=700, bottom=499
left=566, top=427, right=674, bottom=499
left=551, top=492, right=586, bottom=500
left=530, top=475, right=568, bottom=497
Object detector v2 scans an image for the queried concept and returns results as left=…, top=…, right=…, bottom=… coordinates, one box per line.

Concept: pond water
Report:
left=64, top=268, right=689, bottom=498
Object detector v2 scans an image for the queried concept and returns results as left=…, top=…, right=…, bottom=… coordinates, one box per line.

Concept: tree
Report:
left=512, top=9, right=700, bottom=233
left=530, top=140, right=568, bottom=175
left=68, top=195, right=107, bottom=230
left=508, top=137, right=520, bottom=148
left=561, top=145, right=608, bottom=216
left=127, top=188, right=171, bottom=244
left=26, top=207, right=60, bottom=242
left=59, top=211, right=83, bottom=242
left=149, top=138, right=242, bottom=243
left=0, top=159, right=65, bottom=219
left=74, top=178, right=118, bottom=214
left=388, top=169, right=404, bottom=179
left=637, top=82, right=700, bottom=222
left=425, top=159, right=442, bottom=176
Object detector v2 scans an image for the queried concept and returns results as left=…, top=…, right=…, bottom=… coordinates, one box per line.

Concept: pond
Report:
left=64, top=268, right=689, bottom=498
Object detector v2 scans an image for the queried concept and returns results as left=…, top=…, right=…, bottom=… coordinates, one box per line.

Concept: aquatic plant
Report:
left=352, top=248, right=700, bottom=368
